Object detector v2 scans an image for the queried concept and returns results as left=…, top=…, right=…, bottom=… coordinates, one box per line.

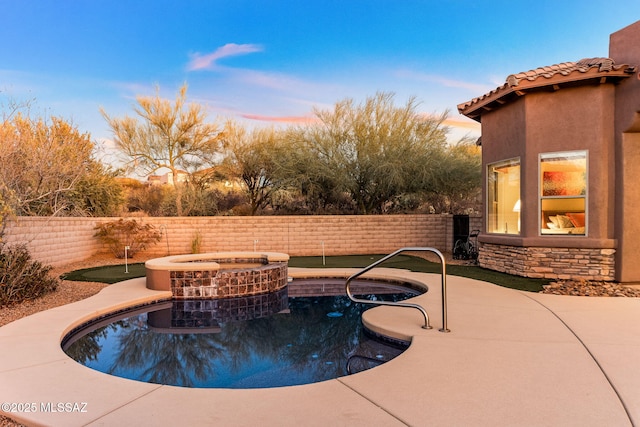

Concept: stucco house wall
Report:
left=526, top=87, right=616, bottom=244
left=459, top=21, right=640, bottom=282
left=480, top=86, right=617, bottom=245
left=611, top=22, right=640, bottom=282
left=472, top=82, right=620, bottom=281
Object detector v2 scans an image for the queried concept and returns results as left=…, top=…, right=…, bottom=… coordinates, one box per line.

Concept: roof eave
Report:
left=458, top=68, right=636, bottom=122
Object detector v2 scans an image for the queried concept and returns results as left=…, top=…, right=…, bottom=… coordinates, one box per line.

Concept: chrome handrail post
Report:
left=433, top=248, right=449, bottom=332
left=345, top=247, right=450, bottom=332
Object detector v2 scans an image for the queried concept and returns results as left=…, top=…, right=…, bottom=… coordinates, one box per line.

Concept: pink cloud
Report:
left=416, top=112, right=480, bottom=130
left=443, top=117, right=481, bottom=130
left=187, top=43, right=263, bottom=71
left=240, top=113, right=318, bottom=124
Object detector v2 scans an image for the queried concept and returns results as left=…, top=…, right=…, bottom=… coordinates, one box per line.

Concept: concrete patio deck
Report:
left=0, top=267, right=638, bottom=426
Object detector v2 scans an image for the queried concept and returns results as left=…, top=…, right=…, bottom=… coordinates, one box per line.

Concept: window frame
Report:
left=486, top=157, right=521, bottom=235
left=538, top=150, right=588, bottom=237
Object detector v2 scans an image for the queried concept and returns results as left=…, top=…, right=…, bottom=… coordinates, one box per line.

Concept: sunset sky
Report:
left=2, top=1, right=640, bottom=156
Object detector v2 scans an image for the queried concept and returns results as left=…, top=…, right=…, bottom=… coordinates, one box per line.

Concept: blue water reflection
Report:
left=64, top=286, right=415, bottom=389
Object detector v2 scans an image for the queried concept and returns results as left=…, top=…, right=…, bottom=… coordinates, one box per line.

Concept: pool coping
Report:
left=145, top=251, right=290, bottom=271
left=1, top=267, right=639, bottom=426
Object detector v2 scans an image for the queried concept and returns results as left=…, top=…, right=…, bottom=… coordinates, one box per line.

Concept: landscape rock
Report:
left=541, top=280, right=640, bottom=297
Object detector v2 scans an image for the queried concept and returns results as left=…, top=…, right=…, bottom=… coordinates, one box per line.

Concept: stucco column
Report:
left=616, top=114, right=640, bottom=282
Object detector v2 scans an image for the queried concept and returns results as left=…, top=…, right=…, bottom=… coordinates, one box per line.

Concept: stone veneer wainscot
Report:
left=479, top=243, right=615, bottom=281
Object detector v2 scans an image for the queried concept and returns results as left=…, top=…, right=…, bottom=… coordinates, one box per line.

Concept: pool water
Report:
left=63, top=283, right=417, bottom=389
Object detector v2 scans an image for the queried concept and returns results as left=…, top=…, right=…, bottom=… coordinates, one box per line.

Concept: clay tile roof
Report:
left=458, top=57, right=637, bottom=121
left=506, top=57, right=621, bottom=86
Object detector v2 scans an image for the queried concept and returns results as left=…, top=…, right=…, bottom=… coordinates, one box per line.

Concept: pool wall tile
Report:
left=169, top=260, right=288, bottom=300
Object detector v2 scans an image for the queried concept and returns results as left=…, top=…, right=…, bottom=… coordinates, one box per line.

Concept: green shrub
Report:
left=94, top=218, right=162, bottom=258
left=0, top=244, right=59, bottom=306
left=190, top=230, right=203, bottom=254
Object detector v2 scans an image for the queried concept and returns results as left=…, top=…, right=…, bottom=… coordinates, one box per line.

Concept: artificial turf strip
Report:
left=288, top=255, right=549, bottom=292
left=60, top=263, right=146, bottom=284
left=61, top=255, right=549, bottom=292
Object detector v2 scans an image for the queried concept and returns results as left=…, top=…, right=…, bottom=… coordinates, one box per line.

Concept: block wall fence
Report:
left=3, top=215, right=483, bottom=267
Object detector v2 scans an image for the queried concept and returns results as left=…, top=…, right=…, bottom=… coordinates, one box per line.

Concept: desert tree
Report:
left=219, top=123, right=293, bottom=215
left=0, top=112, right=121, bottom=223
left=422, top=138, right=482, bottom=213
left=102, top=84, right=223, bottom=216
left=67, top=162, right=124, bottom=216
left=293, top=92, right=450, bottom=214
left=279, top=126, right=351, bottom=213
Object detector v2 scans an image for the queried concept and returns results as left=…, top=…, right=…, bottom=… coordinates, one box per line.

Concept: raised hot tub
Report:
left=145, top=252, right=290, bottom=299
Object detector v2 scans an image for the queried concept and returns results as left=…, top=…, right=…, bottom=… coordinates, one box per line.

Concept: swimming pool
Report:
left=62, top=279, right=420, bottom=389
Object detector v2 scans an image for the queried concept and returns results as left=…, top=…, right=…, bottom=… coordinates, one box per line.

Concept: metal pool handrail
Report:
left=345, top=247, right=450, bottom=332
left=346, top=354, right=385, bottom=375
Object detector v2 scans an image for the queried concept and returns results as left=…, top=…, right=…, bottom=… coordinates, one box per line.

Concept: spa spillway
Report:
left=145, top=252, right=290, bottom=299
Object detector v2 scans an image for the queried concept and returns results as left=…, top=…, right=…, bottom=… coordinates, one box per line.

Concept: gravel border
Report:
left=0, top=254, right=145, bottom=328
left=0, top=254, right=150, bottom=427
left=541, top=280, right=640, bottom=297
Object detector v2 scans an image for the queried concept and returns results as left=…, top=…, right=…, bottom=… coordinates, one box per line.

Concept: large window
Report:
left=487, top=158, right=520, bottom=234
left=539, top=151, right=587, bottom=235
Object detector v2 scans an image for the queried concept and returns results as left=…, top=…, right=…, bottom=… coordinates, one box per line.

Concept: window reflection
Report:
left=487, top=158, right=520, bottom=234
left=540, top=151, right=587, bottom=235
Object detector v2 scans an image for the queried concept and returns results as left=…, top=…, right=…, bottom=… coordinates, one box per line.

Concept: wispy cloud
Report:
left=109, top=81, right=157, bottom=100
left=395, top=69, right=493, bottom=94
left=213, top=65, right=332, bottom=95
left=187, top=43, right=263, bottom=71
